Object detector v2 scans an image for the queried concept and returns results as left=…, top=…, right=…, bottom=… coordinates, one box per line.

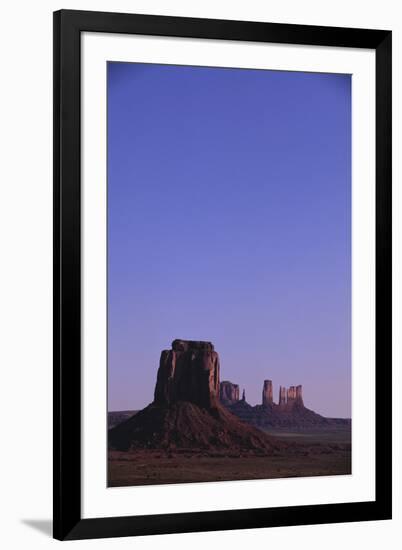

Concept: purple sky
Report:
left=107, top=62, right=351, bottom=418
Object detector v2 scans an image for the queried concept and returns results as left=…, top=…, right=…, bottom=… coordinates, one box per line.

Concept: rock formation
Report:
left=296, top=385, right=304, bottom=406
left=220, top=381, right=240, bottom=405
left=262, top=380, right=273, bottom=407
left=109, top=340, right=283, bottom=453
left=287, top=386, right=296, bottom=404
left=284, top=385, right=303, bottom=410
left=109, top=364, right=351, bottom=435
left=154, top=339, right=220, bottom=409
left=224, top=380, right=350, bottom=431
left=108, top=340, right=350, bottom=447
left=279, top=386, right=287, bottom=408
left=171, top=339, right=214, bottom=352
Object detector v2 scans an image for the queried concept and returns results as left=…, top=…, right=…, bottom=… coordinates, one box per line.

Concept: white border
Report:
left=82, top=32, right=376, bottom=519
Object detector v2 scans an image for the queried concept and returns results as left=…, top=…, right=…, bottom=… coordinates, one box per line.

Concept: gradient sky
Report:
left=107, top=62, right=351, bottom=418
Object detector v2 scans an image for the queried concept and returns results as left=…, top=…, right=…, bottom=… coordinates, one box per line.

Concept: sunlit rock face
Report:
left=279, top=385, right=287, bottom=408
left=220, top=381, right=240, bottom=405
left=262, top=380, right=273, bottom=407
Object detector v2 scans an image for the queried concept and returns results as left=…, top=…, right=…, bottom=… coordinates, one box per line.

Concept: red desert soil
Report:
left=108, top=439, right=351, bottom=487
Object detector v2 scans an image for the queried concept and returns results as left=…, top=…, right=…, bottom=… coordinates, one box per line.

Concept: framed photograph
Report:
left=53, top=9, right=392, bottom=541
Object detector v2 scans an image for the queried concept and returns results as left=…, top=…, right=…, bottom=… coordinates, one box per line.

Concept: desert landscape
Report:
left=108, top=339, right=351, bottom=487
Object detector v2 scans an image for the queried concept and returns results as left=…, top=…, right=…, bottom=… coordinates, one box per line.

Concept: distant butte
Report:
left=220, top=380, right=240, bottom=405
left=221, top=380, right=350, bottom=430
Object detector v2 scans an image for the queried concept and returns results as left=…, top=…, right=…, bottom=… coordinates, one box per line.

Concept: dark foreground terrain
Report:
left=108, top=427, right=351, bottom=487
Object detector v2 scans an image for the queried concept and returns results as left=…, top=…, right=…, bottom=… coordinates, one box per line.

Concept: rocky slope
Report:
left=108, top=410, right=138, bottom=429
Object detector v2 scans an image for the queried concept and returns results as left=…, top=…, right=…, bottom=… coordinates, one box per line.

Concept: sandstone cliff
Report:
left=154, top=340, right=220, bottom=409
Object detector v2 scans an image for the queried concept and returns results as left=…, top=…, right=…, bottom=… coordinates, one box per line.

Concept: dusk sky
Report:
left=107, top=62, right=351, bottom=418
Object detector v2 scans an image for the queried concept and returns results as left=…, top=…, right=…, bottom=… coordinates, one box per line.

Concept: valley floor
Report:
left=108, top=428, right=351, bottom=487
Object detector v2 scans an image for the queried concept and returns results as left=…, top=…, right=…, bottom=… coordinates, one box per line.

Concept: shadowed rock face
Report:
left=296, top=385, right=304, bottom=406
left=171, top=339, right=214, bottom=352
left=154, top=340, right=220, bottom=409
left=220, top=381, right=240, bottom=405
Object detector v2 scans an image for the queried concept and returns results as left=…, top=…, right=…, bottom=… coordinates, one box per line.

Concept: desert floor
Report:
left=108, top=428, right=351, bottom=487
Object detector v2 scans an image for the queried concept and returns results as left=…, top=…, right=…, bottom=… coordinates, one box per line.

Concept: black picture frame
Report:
left=53, top=9, right=392, bottom=541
